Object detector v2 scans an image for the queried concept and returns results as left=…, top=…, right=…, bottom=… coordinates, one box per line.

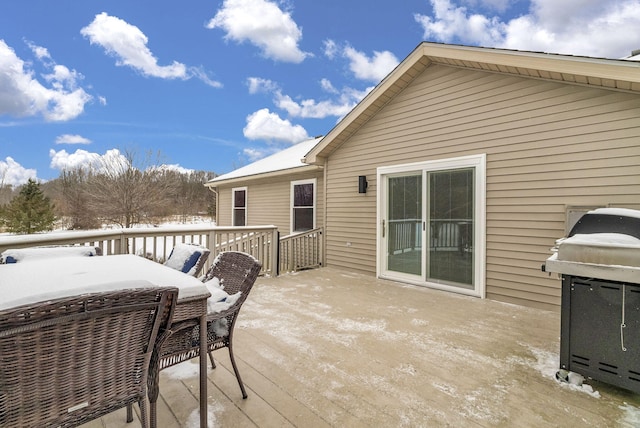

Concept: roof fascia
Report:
left=424, top=43, right=640, bottom=82
left=205, top=164, right=323, bottom=188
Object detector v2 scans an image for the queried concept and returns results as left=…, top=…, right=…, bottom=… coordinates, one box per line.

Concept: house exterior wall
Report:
left=215, top=169, right=324, bottom=236
left=323, top=63, right=640, bottom=311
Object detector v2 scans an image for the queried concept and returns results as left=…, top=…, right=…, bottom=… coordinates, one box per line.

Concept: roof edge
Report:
left=421, top=42, right=640, bottom=80
left=205, top=164, right=323, bottom=188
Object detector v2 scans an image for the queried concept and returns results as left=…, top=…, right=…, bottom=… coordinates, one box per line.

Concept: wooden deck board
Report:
left=82, top=266, right=640, bottom=428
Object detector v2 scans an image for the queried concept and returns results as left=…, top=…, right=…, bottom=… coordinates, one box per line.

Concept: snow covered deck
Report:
left=81, top=267, right=640, bottom=427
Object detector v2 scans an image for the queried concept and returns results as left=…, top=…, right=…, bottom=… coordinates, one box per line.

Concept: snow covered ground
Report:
left=157, top=267, right=640, bottom=427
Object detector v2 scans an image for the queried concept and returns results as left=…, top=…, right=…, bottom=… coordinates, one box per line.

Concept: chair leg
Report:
left=150, top=400, right=158, bottom=428
left=126, top=403, right=133, bottom=422
left=208, top=350, right=216, bottom=368
left=139, top=400, right=149, bottom=428
left=228, top=343, right=247, bottom=399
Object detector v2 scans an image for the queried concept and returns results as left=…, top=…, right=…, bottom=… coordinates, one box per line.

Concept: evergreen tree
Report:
left=2, top=179, right=56, bottom=234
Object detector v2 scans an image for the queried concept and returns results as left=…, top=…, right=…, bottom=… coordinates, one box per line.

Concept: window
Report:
left=232, top=187, right=247, bottom=226
left=291, top=179, right=316, bottom=232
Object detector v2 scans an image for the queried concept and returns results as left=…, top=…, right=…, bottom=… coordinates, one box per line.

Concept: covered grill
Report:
left=543, top=208, right=640, bottom=393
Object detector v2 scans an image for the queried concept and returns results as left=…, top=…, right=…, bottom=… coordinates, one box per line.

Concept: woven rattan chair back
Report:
left=155, top=252, right=261, bottom=410
left=0, top=287, right=178, bottom=428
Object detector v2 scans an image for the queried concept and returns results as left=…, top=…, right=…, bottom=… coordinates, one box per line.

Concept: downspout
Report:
left=322, top=157, right=328, bottom=267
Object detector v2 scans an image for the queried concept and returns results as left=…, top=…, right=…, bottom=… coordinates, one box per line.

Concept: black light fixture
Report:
left=358, top=175, right=368, bottom=194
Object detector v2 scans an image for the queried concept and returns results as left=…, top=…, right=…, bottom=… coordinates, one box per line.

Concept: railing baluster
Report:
left=0, top=224, right=315, bottom=277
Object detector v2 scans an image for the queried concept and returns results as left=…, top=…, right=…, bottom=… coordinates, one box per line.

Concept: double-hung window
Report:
left=291, top=179, right=316, bottom=232
left=232, top=187, right=247, bottom=226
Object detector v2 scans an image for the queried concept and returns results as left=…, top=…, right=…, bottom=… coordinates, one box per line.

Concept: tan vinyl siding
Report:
left=216, top=171, right=324, bottom=236
left=217, top=188, right=232, bottom=226
left=324, top=63, right=640, bottom=310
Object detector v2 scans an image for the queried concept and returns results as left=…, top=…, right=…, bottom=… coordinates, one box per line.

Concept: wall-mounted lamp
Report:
left=358, top=175, right=368, bottom=194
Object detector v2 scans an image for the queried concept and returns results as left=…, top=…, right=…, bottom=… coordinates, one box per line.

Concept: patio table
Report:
left=0, top=254, right=211, bottom=428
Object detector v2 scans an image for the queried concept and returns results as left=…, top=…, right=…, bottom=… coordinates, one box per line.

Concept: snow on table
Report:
left=1, top=246, right=100, bottom=263
left=0, top=254, right=209, bottom=310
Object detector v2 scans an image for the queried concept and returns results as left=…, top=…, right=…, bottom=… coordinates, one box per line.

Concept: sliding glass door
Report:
left=379, top=155, right=485, bottom=297
left=386, top=174, right=422, bottom=276
left=427, top=168, right=474, bottom=288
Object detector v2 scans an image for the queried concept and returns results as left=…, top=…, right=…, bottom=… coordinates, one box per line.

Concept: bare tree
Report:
left=0, top=168, right=15, bottom=206
left=54, top=168, right=101, bottom=229
left=40, top=147, right=216, bottom=230
left=169, top=170, right=216, bottom=222
left=86, top=149, right=176, bottom=228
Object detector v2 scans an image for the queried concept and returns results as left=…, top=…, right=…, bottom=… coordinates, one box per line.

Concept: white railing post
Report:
left=271, top=228, right=279, bottom=276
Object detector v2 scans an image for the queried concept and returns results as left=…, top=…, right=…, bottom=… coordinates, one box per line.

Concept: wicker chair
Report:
left=146, top=251, right=261, bottom=425
left=0, top=287, right=178, bottom=428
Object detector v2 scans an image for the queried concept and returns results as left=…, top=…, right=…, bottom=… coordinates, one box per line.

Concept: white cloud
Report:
left=81, top=13, right=222, bottom=87
left=323, top=39, right=338, bottom=59
left=81, top=13, right=188, bottom=79
left=152, top=164, right=195, bottom=175
left=49, top=148, right=195, bottom=176
left=55, top=134, right=92, bottom=145
left=0, top=40, right=92, bottom=121
left=274, top=84, right=371, bottom=119
left=415, top=0, right=505, bottom=46
left=189, top=66, right=223, bottom=88
left=207, top=0, right=310, bottom=63
left=324, top=40, right=399, bottom=83
left=0, top=157, right=37, bottom=187
left=247, top=77, right=279, bottom=94
left=415, top=0, right=640, bottom=59
left=247, top=74, right=370, bottom=120
left=320, top=78, right=339, bottom=94
left=274, top=91, right=358, bottom=119
left=26, top=40, right=51, bottom=62
left=49, top=148, right=127, bottom=173
left=243, top=147, right=268, bottom=162
left=44, top=65, right=81, bottom=91
left=343, top=46, right=400, bottom=82
left=243, top=108, right=309, bottom=143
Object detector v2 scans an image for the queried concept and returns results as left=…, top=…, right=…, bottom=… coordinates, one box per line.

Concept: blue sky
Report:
left=1, top=0, right=639, bottom=186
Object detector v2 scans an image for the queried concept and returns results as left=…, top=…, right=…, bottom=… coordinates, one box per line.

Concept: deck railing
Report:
left=388, top=219, right=473, bottom=254
left=0, top=225, right=280, bottom=276
left=279, top=228, right=323, bottom=274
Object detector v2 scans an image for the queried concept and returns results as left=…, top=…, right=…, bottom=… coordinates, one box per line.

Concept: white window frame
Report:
left=376, top=154, right=486, bottom=298
left=290, top=178, right=317, bottom=233
left=231, top=186, right=247, bottom=226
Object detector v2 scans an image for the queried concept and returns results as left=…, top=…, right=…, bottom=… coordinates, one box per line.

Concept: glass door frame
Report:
left=377, top=154, right=486, bottom=298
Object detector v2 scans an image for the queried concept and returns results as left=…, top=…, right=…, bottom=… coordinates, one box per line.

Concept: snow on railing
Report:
left=0, top=225, right=279, bottom=276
